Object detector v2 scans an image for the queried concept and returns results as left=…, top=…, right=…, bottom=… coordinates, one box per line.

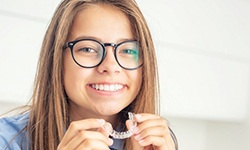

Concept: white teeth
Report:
left=91, top=84, right=123, bottom=91
left=99, top=84, right=104, bottom=90
left=104, top=84, right=109, bottom=91
left=110, top=85, right=115, bottom=91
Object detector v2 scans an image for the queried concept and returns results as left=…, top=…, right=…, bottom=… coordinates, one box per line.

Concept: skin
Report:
left=128, top=114, right=175, bottom=150
left=58, top=4, right=175, bottom=150
left=63, top=4, right=142, bottom=124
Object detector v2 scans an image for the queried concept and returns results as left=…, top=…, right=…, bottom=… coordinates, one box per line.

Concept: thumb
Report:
left=126, top=120, right=143, bottom=150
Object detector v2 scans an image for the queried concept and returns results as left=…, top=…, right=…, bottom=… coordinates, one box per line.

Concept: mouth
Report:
left=90, top=84, right=124, bottom=92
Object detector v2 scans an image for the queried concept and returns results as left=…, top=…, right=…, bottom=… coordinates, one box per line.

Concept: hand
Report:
left=57, top=119, right=113, bottom=150
left=128, top=113, right=175, bottom=150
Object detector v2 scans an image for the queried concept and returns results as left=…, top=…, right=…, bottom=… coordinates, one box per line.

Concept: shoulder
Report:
left=0, top=112, right=30, bottom=149
left=0, top=112, right=29, bottom=125
left=0, top=112, right=29, bottom=133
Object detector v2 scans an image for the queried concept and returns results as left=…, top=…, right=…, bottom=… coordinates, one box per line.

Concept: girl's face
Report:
left=63, top=4, right=142, bottom=120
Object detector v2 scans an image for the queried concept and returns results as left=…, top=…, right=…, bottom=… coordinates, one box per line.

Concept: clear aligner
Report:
left=103, top=112, right=137, bottom=139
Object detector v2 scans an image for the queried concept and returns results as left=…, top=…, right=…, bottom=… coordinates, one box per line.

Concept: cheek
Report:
left=63, top=52, right=76, bottom=84
left=63, top=52, right=85, bottom=93
left=137, top=69, right=143, bottom=85
left=63, top=53, right=75, bottom=94
left=131, top=69, right=143, bottom=92
left=63, top=51, right=94, bottom=92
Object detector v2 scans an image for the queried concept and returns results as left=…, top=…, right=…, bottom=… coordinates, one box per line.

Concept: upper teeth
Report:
left=91, top=84, right=123, bottom=91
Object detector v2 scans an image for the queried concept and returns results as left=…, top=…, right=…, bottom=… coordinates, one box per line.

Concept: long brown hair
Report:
left=26, top=0, right=176, bottom=149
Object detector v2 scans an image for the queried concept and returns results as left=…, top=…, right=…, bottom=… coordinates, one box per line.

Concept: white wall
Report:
left=0, top=0, right=250, bottom=150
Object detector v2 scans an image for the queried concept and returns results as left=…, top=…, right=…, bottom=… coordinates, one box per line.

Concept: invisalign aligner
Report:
left=102, top=112, right=137, bottom=139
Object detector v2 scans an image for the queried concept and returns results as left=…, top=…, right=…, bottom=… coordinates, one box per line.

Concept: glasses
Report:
left=63, top=38, right=143, bottom=70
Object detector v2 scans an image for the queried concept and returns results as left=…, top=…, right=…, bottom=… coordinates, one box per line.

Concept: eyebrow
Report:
left=73, top=35, right=136, bottom=43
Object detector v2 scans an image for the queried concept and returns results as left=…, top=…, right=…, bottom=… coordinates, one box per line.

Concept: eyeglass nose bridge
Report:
left=99, top=42, right=119, bottom=66
left=103, top=43, right=117, bottom=49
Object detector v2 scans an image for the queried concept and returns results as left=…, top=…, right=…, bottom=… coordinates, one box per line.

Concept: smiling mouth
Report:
left=90, top=84, right=124, bottom=92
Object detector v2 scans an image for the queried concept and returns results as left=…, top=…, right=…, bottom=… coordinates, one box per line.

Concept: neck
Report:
left=69, top=103, right=119, bottom=127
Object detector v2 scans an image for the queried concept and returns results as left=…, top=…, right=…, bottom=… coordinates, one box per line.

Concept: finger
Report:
left=98, top=122, right=113, bottom=137
left=135, top=118, right=169, bottom=134
left=133, top=120, right=175, bottom=150
left=136, top=135, right=175, bottom=149
left=134, top=113, right=161, bottom=123
left=64, top=130, right=113, bottom=149
left=134, top=126, right=169, bottom=141
left=60, top=119, right=105, bottom=146
left=75, top=138, right=111, bottom=150
left=128, top=113, right=176, bottom=150
left=126, top=120, right=138, bottom=134
left=126, top=120, right=144, bottom=150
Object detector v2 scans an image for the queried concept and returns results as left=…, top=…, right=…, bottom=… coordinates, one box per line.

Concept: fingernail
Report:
left=134, top=134, right=141, bottom=140
left=102, top=122, right=112, bottom=133
left=135, top=114, right=142, bottom=119
left=108, top=138, right=114, bottom=145
left=97, top=119, right=105, bottom=125
left=133, top=127, right=139, bottom=134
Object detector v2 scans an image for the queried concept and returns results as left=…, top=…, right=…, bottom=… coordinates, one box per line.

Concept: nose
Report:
left=97, top=46, right=122, bottom=74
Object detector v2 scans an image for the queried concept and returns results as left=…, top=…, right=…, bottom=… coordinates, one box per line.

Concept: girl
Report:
left=0, top=0, right=178, bottom=149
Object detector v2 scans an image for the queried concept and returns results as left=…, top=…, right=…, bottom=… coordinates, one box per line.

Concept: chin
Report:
left=95, top=106, right=124, bottom=116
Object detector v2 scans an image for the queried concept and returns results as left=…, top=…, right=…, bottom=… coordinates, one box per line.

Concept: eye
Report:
left=78, top=47, right=97, bottom=53
left=121, top=49, right=138, bottom=55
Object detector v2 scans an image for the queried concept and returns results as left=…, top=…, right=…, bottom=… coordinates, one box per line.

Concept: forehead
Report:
left=68, top=4, right=134, bottom=43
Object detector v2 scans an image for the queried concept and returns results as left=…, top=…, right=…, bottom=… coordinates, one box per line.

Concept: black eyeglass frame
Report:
left=63, top=38, right=143, bottom=70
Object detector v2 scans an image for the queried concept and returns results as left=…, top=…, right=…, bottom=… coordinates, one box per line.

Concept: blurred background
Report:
left=0, top=0, right=249, bottom=149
